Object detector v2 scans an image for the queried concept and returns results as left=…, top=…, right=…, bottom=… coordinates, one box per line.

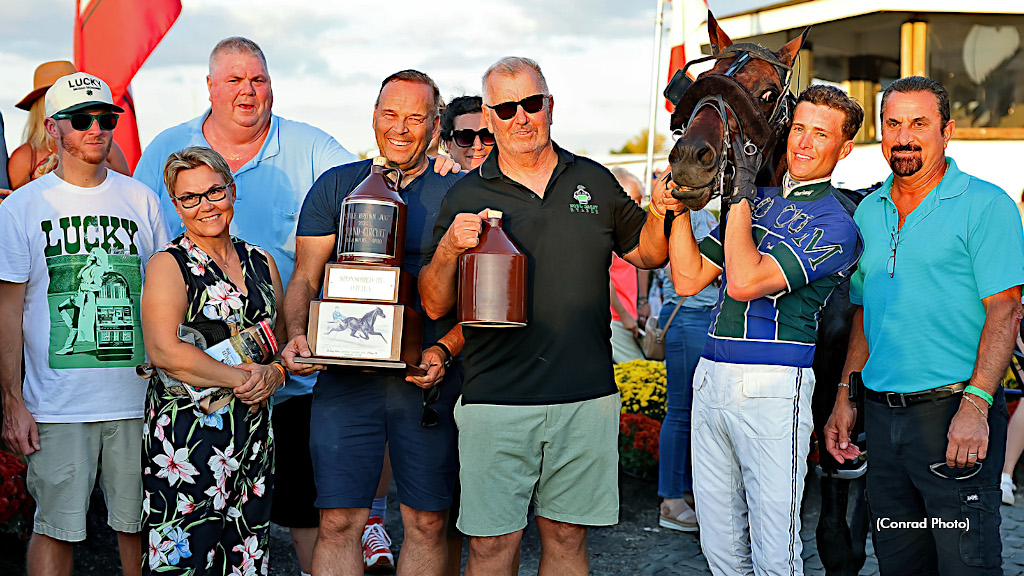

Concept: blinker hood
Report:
left=670, top=74, right=773, bottom=150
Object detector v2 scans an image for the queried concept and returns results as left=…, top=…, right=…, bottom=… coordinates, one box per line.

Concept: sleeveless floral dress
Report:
left=142, top=234, right=276, bottom=575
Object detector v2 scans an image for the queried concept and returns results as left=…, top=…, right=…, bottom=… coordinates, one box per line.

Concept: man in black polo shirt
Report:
left=419, top=56, right=671, bottom=576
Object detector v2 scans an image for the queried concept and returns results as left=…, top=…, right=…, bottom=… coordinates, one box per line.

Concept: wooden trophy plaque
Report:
left=301, top=157, right=425, bottom=375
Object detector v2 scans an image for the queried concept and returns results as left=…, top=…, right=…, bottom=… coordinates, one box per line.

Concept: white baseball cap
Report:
left=44, top=72, right=124, bottom=118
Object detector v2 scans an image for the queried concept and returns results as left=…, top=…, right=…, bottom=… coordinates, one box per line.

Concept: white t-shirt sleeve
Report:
left=149, top=192, right=172, bottom=253
left=0, top=200, right=30, bottom=283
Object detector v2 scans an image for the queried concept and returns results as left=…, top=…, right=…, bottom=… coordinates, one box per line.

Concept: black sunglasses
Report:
left=452, top=128, right=495, bottom=148
left=173, top=183, right=232, bottom=209
left=52, top=112, right=118, bottom=132
left=486, top=94, right=547, bottom=120
left=421, top=385, right=440, bottom=428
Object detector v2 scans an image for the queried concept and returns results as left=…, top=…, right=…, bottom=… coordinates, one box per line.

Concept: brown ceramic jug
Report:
left=458, top=210, right=527, bottom=327
left=336, top=157, right=407, bottom=267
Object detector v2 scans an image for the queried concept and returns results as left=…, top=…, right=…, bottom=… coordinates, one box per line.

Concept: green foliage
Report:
left=611, top=128, right=668, bottom=155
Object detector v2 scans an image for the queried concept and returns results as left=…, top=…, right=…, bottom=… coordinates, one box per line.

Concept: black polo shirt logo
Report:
left=570, top=184, right=599, bottom=214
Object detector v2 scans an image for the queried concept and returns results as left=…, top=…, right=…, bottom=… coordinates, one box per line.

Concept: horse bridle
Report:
left=669, top=43, right=797, bottom=199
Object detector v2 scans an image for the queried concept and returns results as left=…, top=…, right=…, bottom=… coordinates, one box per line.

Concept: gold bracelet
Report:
left=270, top=361, right=287, bottom=386
left=963, top=393, right=986, bottom=416
left=649, top=205, right=666, bottom=220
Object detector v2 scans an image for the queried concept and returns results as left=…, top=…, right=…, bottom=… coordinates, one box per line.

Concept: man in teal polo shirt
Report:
left=826, top=76, right=1024, bottom=575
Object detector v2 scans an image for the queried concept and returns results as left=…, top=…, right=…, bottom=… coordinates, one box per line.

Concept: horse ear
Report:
left=776, top=27, right=810, bottom=68
left=707, top=11, right=733, bottom=55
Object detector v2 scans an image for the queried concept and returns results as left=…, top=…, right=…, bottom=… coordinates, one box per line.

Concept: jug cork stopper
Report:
left=372, top=156, right=387, bottom=166
left=485, top=209, right=503, bottom=220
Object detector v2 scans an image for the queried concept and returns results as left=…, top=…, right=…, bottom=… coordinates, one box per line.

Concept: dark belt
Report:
left=865, top=383, right=967, bottom=408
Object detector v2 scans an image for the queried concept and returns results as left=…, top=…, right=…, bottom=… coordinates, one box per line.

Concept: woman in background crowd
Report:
left=440, top=95, right=493, bottom=171
left=656, top=200, right=718, bottom=533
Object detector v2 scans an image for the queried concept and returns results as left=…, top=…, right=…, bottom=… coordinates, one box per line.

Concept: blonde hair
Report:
left=22, top=98, right=55, bottom=153
left=163, top=146, right=235, bottom=198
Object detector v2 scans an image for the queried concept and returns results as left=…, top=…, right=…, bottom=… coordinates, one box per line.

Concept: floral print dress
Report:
left=142, top=234, right=276, bottom=576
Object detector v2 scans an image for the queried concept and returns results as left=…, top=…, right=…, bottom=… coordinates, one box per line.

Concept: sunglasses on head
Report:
left=173, top=183, right=232, bottom=209
left=52, top=112, right=118, bottom=132
left=452, top=128, right=495, bottom=148
left=486, top=94, right=547, bottom=120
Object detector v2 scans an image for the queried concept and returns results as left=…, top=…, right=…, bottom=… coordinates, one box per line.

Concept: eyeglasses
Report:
left=887, top=230, right=899, bottom=278
left=421, top=385, right=440, bottom=428
left=928, top=461, right=982, bottom=480
left=452, top=128, right=495, bottom=148
left=173, top=183, right=232, bottom=209
left=52, top=112, right=119, bottom=132
left=485, top=94, right=547, bottom=120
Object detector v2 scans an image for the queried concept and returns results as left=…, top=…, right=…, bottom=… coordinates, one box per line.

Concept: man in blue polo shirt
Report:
left=666, top=85, right=864, bottom=575
left=133, top=37, right=356, bottom=576
left=825, top=76, right=1024, bottom=575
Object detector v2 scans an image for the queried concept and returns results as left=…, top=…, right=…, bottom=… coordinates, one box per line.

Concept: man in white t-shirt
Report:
left=0, top=72, right=169, bottom=576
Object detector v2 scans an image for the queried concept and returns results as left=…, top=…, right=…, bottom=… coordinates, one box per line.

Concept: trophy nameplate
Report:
left=324, top=264, right=400, bottom=303
left=337, top=199, right=402, bottom=262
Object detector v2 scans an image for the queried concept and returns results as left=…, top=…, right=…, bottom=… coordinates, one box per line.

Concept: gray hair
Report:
left=610, top=167, right=643, bottom=204
left=209, top=37, right=268, bottom=75
left=163, top=146, right=235, bottom=198
left=880, top=76, right=951, bottom=126
left=610, top=166, right=641, bottom=189
left=481, top=57, right=548, bottom=102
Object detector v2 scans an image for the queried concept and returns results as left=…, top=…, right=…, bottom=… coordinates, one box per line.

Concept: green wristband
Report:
left=964, top=385, right=994, bottom=406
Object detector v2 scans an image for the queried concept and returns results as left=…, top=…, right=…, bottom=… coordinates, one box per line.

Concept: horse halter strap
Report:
left=678, top=43, right=794, bottom=128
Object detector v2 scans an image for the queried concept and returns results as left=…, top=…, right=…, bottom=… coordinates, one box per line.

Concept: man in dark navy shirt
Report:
left=282, top=70, right=462, bottom=576
left=419, top=57, right=672, bottom=576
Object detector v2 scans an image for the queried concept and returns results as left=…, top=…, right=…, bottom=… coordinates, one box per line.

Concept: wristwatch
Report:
left=431, top=342, right=453, bottom=369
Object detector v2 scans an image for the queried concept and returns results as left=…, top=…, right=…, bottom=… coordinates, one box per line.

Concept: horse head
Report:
left=667, top=12, right=808, bottom=210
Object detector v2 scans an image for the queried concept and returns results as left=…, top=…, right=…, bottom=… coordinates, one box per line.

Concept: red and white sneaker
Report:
left=362, top=516, right=394, bottom=572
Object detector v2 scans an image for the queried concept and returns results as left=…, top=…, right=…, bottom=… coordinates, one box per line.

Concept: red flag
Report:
left=665, top=0, right=709, bottom=112
left=74, top=0, right=181, bottom=170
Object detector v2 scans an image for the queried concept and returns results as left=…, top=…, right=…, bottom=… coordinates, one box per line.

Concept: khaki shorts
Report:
left=453, top=393, right=620, bottom=537
left=26, top=419, right=143, bottom=541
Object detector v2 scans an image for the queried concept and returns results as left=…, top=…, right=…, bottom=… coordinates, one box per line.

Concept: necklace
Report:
left=185, top=233, right=237, bottom=272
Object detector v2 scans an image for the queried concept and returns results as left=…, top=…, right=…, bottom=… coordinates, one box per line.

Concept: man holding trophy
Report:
left=282, top=70, right=462, bottom=576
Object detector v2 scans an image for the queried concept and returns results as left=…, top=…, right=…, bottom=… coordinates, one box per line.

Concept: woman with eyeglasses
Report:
left=440, top=95, right=495, bottom=171
left=7, top=61, right=130, bottom=190
left=140, top=146, right=286, bottom=575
